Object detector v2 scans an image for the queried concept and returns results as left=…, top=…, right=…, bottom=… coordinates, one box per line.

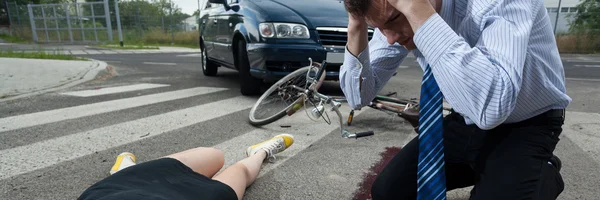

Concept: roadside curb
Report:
left=0, top=59, right=107, bottom=103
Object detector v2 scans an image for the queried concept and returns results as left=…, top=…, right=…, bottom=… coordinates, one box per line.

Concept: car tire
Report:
left=236, top=40, right=262, bottom=96
left=201, top=40, right=218, bottom=76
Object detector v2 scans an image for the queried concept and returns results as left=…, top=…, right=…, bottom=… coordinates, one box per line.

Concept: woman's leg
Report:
left=212, top=134, right=295, bottom=200
left=165, top=147, right=225, bottom=178
left=212, top=150, right=267, bottom=200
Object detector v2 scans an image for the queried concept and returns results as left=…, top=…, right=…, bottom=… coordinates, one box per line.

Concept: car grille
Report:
left=316, top=27, right=374, bottom=47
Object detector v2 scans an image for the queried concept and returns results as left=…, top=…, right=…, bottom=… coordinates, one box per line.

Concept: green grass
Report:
left=0, top=49, right=87, bottom=61
left=0, top=33, right=28, bottom=44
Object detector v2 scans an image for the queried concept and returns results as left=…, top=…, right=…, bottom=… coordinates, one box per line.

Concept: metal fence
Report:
left=5, top=0, right=198, bottom=46
left=27, top=0, right=112, bottom=43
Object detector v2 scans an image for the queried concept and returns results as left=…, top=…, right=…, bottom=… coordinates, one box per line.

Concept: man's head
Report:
left=344, top=0, right=437, bottom=50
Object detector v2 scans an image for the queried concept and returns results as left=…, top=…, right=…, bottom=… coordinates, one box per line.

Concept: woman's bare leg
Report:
left=212, top=133, right=295, bottom=200
left=212, top=150, right=267, bottom=200
left=165, top=147, right=225, bottom=178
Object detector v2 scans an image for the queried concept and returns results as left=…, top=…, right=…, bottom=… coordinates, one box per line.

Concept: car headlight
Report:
left=259, top=23, right=310, bottom=39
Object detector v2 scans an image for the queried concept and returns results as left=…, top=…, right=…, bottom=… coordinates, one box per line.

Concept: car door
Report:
left=200, top=3, right=220, bottom=61
left=218, top=0, right=243, bottom=66
left=212, top=4, right=230, bottom=64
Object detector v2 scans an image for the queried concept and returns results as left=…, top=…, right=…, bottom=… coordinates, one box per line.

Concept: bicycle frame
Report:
left=276, top=57, right=454, bottom=137
left=285, top=58, right=374, bottom=139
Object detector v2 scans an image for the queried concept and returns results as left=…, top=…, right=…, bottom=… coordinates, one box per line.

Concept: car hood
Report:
left=256, top=0, right=349, bottom=28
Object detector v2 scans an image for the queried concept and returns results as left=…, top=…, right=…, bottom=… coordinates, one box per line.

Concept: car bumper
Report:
left=246, top=43, right=343, bottom=82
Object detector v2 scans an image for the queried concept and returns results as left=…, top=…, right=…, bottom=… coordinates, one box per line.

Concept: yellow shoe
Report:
left=246, top=134, right=294, bottom=162
left=109, top=152, right=137, bottom=175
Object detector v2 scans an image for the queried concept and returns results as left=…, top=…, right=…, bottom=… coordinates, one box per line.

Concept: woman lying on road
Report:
left=78, top=134, right=295, bottom=200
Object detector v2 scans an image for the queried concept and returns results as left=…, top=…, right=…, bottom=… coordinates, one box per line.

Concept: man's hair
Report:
left=344, top=0, right=387, bottom=20
left=344, top=0, right=371, bottom=17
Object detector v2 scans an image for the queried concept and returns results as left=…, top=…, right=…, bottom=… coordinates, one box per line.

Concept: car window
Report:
left=205, top=3, right=222, bottom=9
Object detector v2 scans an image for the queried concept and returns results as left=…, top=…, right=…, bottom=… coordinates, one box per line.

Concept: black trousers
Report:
left=371, top=109, right=566, bottom=200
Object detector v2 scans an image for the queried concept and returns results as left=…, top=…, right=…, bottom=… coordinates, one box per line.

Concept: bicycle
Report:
left=247, top=58, right=449, bottom=139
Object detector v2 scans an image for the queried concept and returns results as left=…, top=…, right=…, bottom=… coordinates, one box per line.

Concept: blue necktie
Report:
left=417, top=64, right=447, bottom=200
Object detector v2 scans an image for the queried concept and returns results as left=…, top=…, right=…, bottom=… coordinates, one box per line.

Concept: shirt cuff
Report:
left=413, top=13, right=461, bottom=67
left=342, top=45, right=371, bottom=108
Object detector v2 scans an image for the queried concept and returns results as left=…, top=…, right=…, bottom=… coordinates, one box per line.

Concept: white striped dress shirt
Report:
left=339, top=0, right=572, bottom=130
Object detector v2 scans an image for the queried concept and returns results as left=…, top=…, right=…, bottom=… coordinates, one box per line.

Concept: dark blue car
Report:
left=198, top=0, right=373, bottom=95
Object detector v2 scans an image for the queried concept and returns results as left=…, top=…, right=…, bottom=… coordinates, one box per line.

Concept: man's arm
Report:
left=340, top=28, right=409, bottom=109
left=411, top=0, right=534, bottom=129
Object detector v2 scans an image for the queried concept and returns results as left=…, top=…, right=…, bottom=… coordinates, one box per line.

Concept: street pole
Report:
left=170, top=0, right=173, bottom=43
left=103, top=0, right=113, bottom=42
left=553, top=0, right=563, bottom=36
left=115, top=0, right=124, bottom=47
left=137, top=0, right=141, bottom=37
left=5, top=0, right=14, bottom=35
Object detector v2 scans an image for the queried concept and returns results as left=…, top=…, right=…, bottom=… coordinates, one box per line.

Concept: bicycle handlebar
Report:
left=350, top=131, right=375, bottom=139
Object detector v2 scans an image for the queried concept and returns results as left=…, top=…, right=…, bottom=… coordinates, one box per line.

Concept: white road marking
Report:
left=59, top=83, right=170, bottom=97
left=0, top=96, right=257, bottom=180
left=0, top=87, right=227, bottom=132
left=566, top=77, right=600, bottom=82
left=214, top=105, right=366, bottom=178
left=575, top=65, right=600, bottom=68
left=176, top=53, right=202, bottom=57
left=143, top=62, right=177, bottom=66
left=562, top=111, right=600, bottom=164
left=566, top=60, right=600, bottom=63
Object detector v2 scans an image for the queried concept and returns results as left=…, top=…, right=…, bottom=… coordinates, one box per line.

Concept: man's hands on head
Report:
left=347, top=13, right=369, bottom=58
left=386, top=0, right=436, bottom=32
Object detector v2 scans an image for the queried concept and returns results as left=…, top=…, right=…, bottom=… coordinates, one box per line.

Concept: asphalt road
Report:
left=0, top=52, right=599, bottom=200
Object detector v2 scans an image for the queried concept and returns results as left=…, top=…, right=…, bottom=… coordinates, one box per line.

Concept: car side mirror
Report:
left=208, top=0, right=231, bottom=10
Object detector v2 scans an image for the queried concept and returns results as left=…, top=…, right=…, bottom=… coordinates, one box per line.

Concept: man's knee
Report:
left=371, top=174, right=390, bottom=200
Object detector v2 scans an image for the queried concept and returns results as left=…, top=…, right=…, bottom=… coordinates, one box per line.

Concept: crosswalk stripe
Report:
left=575, top=65, right=600, bottom=68
left=214, top=105, right=366, bottom=177
left=0, top=96, right=257, bottom=180
left=0, top=87, right=227, bottom=132
left=566, top=60, right=600, bottom=63
left=176, top=53, right=202, bottom=57
left=143, top=62, right=177, bottom=66
left=59, top=83, right=170, bottom=97
left=561, top=111, right=600, bottom=164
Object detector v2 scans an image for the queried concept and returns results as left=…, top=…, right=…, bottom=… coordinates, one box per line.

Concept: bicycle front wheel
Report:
left=248, top=66, right=314, bottom=126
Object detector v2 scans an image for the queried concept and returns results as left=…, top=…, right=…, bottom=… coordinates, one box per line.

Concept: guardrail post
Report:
left=103, top=0, right=113, bottom=42
left=52, top=6, right=61, bottom=42
left=41, top=5, right=49, bottom=41
left=64, top=4, right=74, bottom=43
left=27, top=4, right=38, bottom=42
left=114, top=0, right=124, bottom=46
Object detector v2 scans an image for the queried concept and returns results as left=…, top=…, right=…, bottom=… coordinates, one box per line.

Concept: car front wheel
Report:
left=236, top=40, right=262, bottom=96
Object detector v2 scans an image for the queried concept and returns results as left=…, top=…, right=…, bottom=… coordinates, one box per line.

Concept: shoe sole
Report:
left=110, top=152, right=136, bottom=175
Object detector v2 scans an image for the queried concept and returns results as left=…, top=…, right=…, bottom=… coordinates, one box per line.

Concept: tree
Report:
left=568, top=0, right=600, bottom=51
left=1, top=0, right=8, bottom=25
left=569, top=0, right=600, bottom=34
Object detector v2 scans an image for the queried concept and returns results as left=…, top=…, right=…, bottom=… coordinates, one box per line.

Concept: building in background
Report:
left=182, top=16, right=198, bottom=31
left=545, top=0, right=582, bottom=34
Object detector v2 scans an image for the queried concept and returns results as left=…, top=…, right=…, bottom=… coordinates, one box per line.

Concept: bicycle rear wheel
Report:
left=248, top=66, right=315, bottom=126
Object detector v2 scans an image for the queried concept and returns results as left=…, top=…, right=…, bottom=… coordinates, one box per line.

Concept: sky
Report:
left=169, top=0, right=577, bottom=15
left=172, top=0, right=207, bottom=15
